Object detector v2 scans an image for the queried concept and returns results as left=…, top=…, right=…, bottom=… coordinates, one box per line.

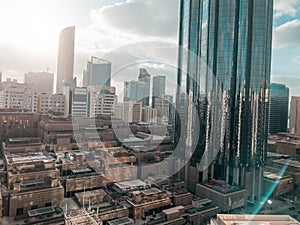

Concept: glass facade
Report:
left=268, top=83, right=289, bottom=134
left=176, top=0, right=273, bottom=185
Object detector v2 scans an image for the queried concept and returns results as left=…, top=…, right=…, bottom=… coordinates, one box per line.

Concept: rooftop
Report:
left=114, top=179, right=147, bottom=190
left=214, top=214, right=300, bottom=225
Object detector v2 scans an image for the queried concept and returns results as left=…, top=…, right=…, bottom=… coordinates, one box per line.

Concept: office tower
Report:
left=138, top=68, right=151, bottom=106
left=268, top=83, right=289, bottom=134
left=1, top=78, right=37, bottom=112
left=154, top=95, right=173, bottom=125
left=83, top=57, right=111, bottom=87
left=124, top=80, right=146, bottom=102
left=88, top=86, right=117, bottom=117
left=176, top=0, right=273, bottom=196
left=290, top=96, right=300, bottom=135
left=66, top=87, right=88, bottom=117
left=56, top=26, right=75, bottom=94
left=152, top=75, right=166, bottom=107
left=25, top=71, right=54, bottom=94
left=142, top=106, right=158, bottom=124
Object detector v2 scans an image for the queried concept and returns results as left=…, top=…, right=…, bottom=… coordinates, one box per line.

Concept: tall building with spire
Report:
left=56, top=26, right=75, bottom=94
left=176, top=0, right=273, bottom=200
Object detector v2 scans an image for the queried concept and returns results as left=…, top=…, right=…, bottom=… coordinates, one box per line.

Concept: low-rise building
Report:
left=211, top=214, right=300, bottom=225
left=126, top=188, right=171, bottom=219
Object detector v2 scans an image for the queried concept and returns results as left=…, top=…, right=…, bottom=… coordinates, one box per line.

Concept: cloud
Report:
left=88, top=0, right=179, bottom=40
left=273, top=20, right=300, bottom=48
left=274, top=0, right=299, bottom=19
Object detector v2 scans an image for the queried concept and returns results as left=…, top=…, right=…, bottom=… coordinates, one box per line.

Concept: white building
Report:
left=1, top=78, right=37, bottom=112
left=88, top=86, right=117, bottom=117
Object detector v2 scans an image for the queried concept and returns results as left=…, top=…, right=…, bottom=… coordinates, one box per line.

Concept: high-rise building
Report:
left=87, top=86, right=117, bottom=117
left=66, top=87, right=88, bottom=117
left=25, top=71, right=54, bottom=94
left=83, top=57, right=111, bottom=87
left=56, top=26, right=75, bottom=94
left=138, top=68, right=151, bottom=106
left=176, top=0, right=273, bottom=197
left=152, top=75, right=166, bottom=107
left=290, top=96, right=300, bottom=136
left=268, top=83, right=289, bottom=134
left=124, top=80, right=146, bottom=102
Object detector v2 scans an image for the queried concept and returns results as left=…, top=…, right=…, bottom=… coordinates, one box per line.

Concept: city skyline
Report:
left=0, top=0, right=299, bottom=97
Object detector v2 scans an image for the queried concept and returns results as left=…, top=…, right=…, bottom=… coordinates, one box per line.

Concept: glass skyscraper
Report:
left=176, top=0, right=273, bottom=193
left=268, top=83, right=289, bottom=134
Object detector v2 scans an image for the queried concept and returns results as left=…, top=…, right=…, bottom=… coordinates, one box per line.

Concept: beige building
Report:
left=56, top=26, right=75, bottom=94
left=2, top=138, right=64, bottom=217
left=24, top=71, right=54, bottom=94
left=88, top=86, right=117, bottom=117
left=211, top=214, right=300, bottom=225
left=37, top=93, right=65, bottom=114
left=0, top=110, right=40, bottom=148
left=290, top=96, right=300, bottom=136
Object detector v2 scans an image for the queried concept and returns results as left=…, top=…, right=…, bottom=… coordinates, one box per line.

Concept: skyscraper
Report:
left=83, top=57, right=111, bottom=87
left=268, top=83, right=289, bottom=134
left=138, top=68, right=151, bottom=106
left=123, top=80, right=145, bottom=102
left=152, top=75, right=166, bottom=107
left=56, top=26, right=75, bottom=94
left=290, top=96, right=300, bottom=136
left=176, top=0, right=273, bottom=196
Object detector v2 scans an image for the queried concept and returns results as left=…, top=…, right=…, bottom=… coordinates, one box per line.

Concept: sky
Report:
left=0, top=0, right=299, bottom=98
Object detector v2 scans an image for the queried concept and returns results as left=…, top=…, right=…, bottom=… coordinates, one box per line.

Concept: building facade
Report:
left=88, top=86, right=117, bottom=117
left=268, top=83, right=289, bottom=134
left=83, top=57, right=111, bottom=87
left=152, top=75, right=166, bottom=107
left=176, top=0, right=273, bottom=199
left=138, top=68, right=151, bottom=106
left=290, top=96, right=300, bottom=136
left=1, top=78, right=37, bottom=112
left=24, top=71, right=54, bottom=94
left=37, top=93, right=65, bottom=114
left=56, top=26, right=75, bottom=94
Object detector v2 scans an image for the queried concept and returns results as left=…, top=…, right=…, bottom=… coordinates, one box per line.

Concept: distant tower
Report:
left=83, top=57, right=111, bottom=87
left=268, top=83, right=289, bottom=134
left=152, top=75, right=166, bottom=107
left=138, top=68, right=151, bottom=107
left=56, top=26, right=75, bottom=94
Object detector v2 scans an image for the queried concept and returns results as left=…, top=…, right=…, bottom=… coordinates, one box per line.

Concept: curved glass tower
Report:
left=176, top=0, right=273, bottom=194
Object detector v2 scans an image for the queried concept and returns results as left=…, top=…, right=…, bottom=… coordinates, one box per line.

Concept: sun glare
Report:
left=0, top=1, right=64, bottom=51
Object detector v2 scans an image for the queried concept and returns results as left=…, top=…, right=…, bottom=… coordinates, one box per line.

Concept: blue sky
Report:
left=0, top=0, right=299, bottom=96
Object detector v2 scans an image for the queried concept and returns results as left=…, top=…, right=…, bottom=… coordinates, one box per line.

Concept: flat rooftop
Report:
left=6, top=152, right=54, bottom=165
left=215, top=214, right=300, bottom=225
left=114, top=179, right=147, bottom=190
left=141, top=188, right=162, bottom=196
left=107, top=217, right=132, bottom=225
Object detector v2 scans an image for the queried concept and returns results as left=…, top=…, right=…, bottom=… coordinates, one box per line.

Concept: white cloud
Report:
left=88, top=0, right=178, bottom=40
left=273, top=20, right=300, bottom=48
left=274, top=0, right=299, bottom=19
